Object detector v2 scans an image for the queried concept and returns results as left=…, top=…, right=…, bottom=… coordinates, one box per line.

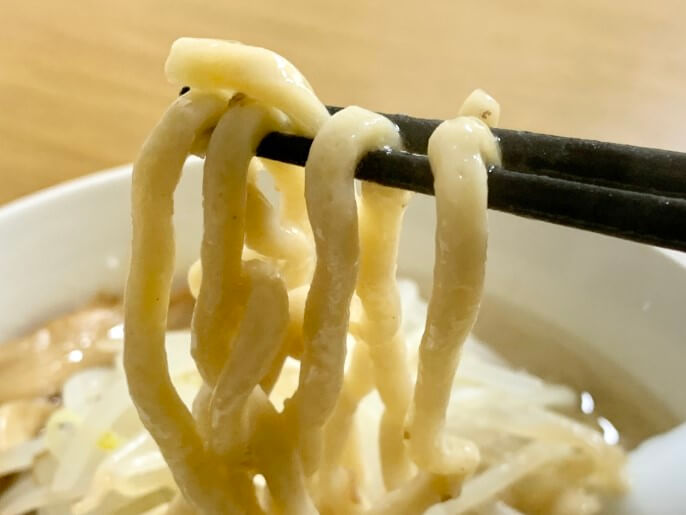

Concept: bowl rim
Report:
left=0, top=166, right=132, bottom=223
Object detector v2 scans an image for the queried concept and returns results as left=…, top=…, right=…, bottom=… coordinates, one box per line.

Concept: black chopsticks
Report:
left=254, top=106, right=686, bottom=252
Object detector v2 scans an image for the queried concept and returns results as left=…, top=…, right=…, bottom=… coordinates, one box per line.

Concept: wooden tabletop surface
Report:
left=1, top=0, right=684, bottom=205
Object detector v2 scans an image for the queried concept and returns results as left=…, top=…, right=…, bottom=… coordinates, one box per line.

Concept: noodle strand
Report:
left=124, top=90, right=253, bottom=514
left=407, top=93, right=501, bottom=478
left=285, top=106, right=403, bottom=476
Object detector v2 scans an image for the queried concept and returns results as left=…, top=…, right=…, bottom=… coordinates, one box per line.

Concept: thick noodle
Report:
left=284, top=106, right=403, bottom=476
left=107, top=38, right=629, bottom=515
left=319, top=340, right=375, bottom=513
left=406, top=90, right=501, bottom=478
left=126, top=40, right=330, bottom=513
left=123, top=90, right=258, bottom=514
left=166, top=38, right=329, bottom=136
left=192, top=98, right=286, bottom=385
left=357, top=180, right=414, bottom=490
left=208, top=259, right=288, bottom=458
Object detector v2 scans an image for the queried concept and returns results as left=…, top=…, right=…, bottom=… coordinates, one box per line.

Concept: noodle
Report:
left=123, top=89, right=244, bottom=513
left=318, top=339, right=375, bottom=512
left=249, top=388, right=317, bottom=515
left=284, top=106, right=404, bottom=476
left=208, top=259, right=288, bottom=458
left=0, top=38, right=628, bottom=515
left=166, top=38, right=329, bottom=136
left=192, top=98, right=286, bottom=385
left=406, top=91, right=501, bottom=478
left=122, top=40, right=625, bottom=514
left=127, top=39, right=333, bottom=513
left=356, top=180, right=414, bottom=490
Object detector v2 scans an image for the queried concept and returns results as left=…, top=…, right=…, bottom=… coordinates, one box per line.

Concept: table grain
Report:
left=1, top=0, right=684, bottom=204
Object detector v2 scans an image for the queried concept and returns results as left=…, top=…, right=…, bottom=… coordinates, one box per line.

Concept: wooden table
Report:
left=1, top=0, right=684, bottom=205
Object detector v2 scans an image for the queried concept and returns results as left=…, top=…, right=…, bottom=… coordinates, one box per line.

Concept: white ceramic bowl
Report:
left=1, top=157, right=684, bottom=513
